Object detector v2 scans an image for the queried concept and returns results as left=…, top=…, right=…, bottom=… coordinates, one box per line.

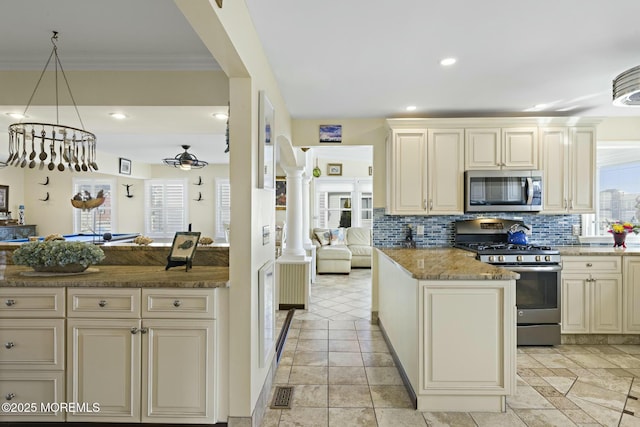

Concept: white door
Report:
left=389, top=131, right=427, bottom=214
left=561, top=276, right=589, bottom=333
left=465, top=128, right=501, bottom=170
left=502, top=128, right=538, bottom=169
left=591, top=275, right=622, bottom=333
left=540, top=128, right=569, bottom=213
left=624, top=258, right=640, bottom=333
left=569, top=128, right=596, bottom=213
left=427, top=129, right=464, bottom=214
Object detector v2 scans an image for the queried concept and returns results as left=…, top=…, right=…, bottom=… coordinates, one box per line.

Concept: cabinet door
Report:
left=540, top=128, right=569, bottom=213
left=502, top=128, right=538, bottom=169
left=427, top=129, right=464, bottom=214
left=569, top=127, right=596, bottom=213
left=142, top=319, right=215, bottom=423
left=624, top=258, right=640, bottom=333
left=561, top=275, right=589, bottom=333
left=465, top=128, right=501, bottom=170
left=388, top=131, right=427, bottom=214
left=0, top=371, right=65, bottom=422
left=591, top=275, right=622, bottom=333
left=67, top=319, right=141, bottom=422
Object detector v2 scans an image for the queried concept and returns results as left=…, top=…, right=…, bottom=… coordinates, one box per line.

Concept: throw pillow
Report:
left=330, top=228, right=346, bottom=246
left=314, top=230, right=331, bottom=246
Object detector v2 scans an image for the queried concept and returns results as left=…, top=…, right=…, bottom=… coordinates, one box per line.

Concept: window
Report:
left=144, top=179, right=188, bottom=238
left=72, top=179, right=115, bottom=234
left=315, top=178, right=373, bottom=229
left=582, top=141, right=640, bottom=242
left=215, top=178, right=231, bottom=240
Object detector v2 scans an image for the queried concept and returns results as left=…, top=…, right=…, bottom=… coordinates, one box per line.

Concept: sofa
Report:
left=313, top=227, right=372, bottom=274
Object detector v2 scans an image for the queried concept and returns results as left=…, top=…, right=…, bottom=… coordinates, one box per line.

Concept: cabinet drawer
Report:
left=0, top=288, right=65, bottom=318
left=562, top=256, right=621, bottom=273
left=142, top=289, right=215, bottom=319
left=67, top=288, right=140, bottom=318
left=0, top=319, right=65, bottom=370
left=0, top=371, right=65, bottom=421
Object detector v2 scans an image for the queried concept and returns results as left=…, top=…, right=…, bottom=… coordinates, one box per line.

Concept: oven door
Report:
left=505, top=265, right=561, bottom=324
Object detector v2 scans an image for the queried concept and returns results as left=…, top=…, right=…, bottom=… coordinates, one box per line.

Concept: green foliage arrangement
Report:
left=12, top=241, right=105, bottom=268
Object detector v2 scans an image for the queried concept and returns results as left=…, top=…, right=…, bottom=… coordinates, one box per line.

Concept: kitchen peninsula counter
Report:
left=0, top=265, right=229, bottom=288
left=557, top=246, right=640, bottom=256
left=374, top=247, right=516, bottom=413
left=377, top=247, right=520, bottom=280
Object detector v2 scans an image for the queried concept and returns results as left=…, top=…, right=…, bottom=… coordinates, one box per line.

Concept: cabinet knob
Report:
left=130, top=328, right=138, bottom=335
left=98, top=300, right=107, bottom=307
left=5, top=393, right=15, bottom=401
left=140, top=327, right=148, bottom=334
left=5, top=299, right=15, bottom=307
left=5, top=341, right=14, bottom=349
left=586, top=263, right=592, bottom=267
left=173, top=300, right=182, bottom=307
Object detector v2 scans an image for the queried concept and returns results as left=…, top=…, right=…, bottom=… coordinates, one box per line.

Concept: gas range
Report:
left=455, top=242, right=561, bottom=265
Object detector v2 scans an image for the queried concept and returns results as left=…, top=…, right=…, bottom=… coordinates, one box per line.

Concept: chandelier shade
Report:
left=163, top=145, right=208, bottom=170
left=4, top=31, right=97, bottom=171
left=613, top=65, right=640, bottom=106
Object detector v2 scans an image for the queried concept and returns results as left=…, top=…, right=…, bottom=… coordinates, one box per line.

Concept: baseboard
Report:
left=377, top=318, right=418, bottom=410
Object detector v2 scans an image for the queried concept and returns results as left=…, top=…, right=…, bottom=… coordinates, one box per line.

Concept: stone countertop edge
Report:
left=0, top=265, right=229, bottom=288
left=556, top=246, right=640, bottom=256
left=376, top=247, right=520, bottom=281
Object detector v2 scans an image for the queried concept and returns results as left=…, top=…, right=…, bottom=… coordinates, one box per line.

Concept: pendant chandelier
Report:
left=163, top=145, right=208, bottom=170
left=5, top=31, right=97, bottom=172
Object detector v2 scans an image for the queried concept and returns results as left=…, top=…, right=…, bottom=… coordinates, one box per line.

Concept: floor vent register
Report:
left=270, top=386, right=294, bottom=409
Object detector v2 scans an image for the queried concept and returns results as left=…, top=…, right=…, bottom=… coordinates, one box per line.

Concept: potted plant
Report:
left=12, top=240, right=105, bottom=273
left=607, top=221, right=640, bottom=248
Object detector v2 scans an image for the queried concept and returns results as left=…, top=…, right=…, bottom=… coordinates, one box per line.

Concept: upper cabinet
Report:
left=465, top=127, right=538, bottom=170
left=386, top=128, right=464, bottom=215
left=541, top=126, right=596, bottom=214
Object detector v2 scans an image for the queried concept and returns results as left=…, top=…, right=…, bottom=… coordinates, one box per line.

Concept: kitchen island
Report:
left=375, top=247, right=518, bottom=412
left=0, top=263, right=229, bottom=423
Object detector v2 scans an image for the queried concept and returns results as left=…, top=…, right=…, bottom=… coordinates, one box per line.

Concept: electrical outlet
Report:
left=417, top=225, right=425, bottom=236
left=572, top=224, right=581, bottom=236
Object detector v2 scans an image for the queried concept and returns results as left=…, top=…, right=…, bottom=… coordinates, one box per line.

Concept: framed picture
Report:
left=319, top=124, right=342, bottom=143
left=0, top=185, right=8, bottom=212
left=275, top=176, right=286, bottom=210
left=166, top=231, right=201, bottom=271
left=258, top=260, right=276, bottom=367
left=327, top=163, right=342, bottom=176
left=119, top=158, right=131, bottom=175
left=258, top=91, right=275, bottom=189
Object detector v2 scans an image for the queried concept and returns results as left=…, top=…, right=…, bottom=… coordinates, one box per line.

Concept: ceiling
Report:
left=1, top=0, right=640, bottom=166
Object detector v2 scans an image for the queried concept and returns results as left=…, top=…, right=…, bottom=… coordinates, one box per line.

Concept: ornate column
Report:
left=302, top=173, right=313, bottom=246
left=281, top=166, right=307, bottom=260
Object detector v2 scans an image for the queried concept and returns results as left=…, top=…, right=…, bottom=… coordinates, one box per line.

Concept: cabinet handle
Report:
left=173, top=300, right=182, bottom=307
left=140, top=327, right=148, bottom=334
left=564, top=199, right=568, bottom=210
left=586, top=263, right=592, bottom=267
left=130, top=327, right=138, bottom=335
left=5, top=299, right=15, bottom=307
left=423, top=199, right=427, bottom=211
left=5, top=393, right=15, bottom=401
left=98, top=300, right=107, bottom=308
left=429, top=199, right=433, bottom=210
left=5, top=341, right=14, bottom=349
left=570, top=199, right=574, bottom=210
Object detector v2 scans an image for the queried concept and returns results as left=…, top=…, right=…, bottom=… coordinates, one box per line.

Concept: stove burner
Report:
left=462, top=242, right=553, bottom=252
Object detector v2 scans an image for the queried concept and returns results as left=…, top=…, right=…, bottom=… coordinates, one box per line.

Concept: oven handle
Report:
left=503, top=265, right=562, bottom=273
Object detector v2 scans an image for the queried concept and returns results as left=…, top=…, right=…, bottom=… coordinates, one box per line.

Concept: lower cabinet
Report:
left=561, top=256, right=622, bottom=334
left=624, top=257, right=640, bottom=333
left=66, top=287, right=218, bottom=424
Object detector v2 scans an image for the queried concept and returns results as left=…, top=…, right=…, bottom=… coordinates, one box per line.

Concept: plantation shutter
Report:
left=144, top=179, right=188, bottom=238
left=216, top=179, right=231, bottom=239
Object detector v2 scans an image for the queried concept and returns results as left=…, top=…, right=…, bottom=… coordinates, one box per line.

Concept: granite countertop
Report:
left=0, top=265, right=229, bottom=288
left=376, top=247, right=520, bottom=281
left=557, top=246, right=640, bottom=256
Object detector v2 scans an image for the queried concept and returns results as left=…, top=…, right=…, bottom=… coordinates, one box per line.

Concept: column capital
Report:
left=283, top=166, right=305, bottom=177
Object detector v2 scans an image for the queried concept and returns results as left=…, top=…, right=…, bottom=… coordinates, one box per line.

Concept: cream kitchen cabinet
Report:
left=465, top=127, right=538, bottom=170
left=386, top=128, right=464, bottom=215
left=623, top=257, right=640, bottom=333
left=541, top=127, right=596, bottom=213
left=0, top=287, right=66, bottom=422
left=561, top=256, right=622, bottom=333
left=67, top=288, right=218, bottom=424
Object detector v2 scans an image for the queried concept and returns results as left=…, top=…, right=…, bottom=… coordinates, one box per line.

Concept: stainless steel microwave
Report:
left=465, top=170, right=543, bottom=212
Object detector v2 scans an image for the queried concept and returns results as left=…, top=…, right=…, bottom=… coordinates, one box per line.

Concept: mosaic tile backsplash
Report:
left=372, top=208, right=582, bottom=248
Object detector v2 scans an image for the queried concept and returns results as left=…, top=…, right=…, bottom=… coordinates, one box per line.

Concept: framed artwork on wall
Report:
left=119, top=158, right=131, bottom=175
left=0, top=185, right=8, bottom=212
left=258, top=91, right=275, bottom=189
left=319, top=124, right=342, bottom=143
left=275, top=176, right=286, bottom=210
left=327, top=163, right=342, bottom=176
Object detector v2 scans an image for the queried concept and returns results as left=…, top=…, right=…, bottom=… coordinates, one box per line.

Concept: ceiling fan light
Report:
left=163, top=144, right=208, bottom=169
left=613, top=65, right=640, bottom=106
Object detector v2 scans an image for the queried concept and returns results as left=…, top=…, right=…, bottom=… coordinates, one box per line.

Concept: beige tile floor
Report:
left=264, top=269, right=640, bottom=427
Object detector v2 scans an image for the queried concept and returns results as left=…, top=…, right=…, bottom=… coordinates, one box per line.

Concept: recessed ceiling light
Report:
left=6, top=112, right=26, bottom=119
left=405, top=106, right=417, bottom=111
left=440, top=57, right=457, bottom=66
left=109, top=113, right=127, bottom=120
left=213, top=113, right=228, bottom=120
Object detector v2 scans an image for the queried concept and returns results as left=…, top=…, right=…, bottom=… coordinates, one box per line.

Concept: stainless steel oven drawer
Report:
left=517, top=324, right=560, bottom=346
